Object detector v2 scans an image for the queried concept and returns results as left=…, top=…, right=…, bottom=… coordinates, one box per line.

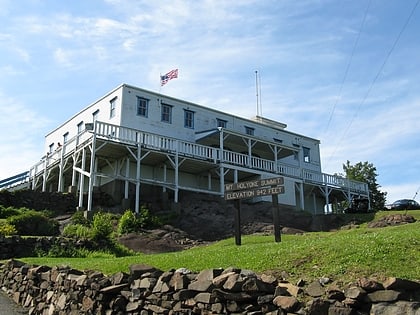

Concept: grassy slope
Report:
left=18, top=210, right=420, bottom=283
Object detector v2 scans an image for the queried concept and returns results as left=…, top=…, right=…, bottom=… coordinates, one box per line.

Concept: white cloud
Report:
left=0, top=92, right=49, bottom=179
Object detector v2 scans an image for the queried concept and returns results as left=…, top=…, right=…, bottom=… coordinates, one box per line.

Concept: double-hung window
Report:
left=137, top=97, right=149, bottom=117
left=184, top=109, right=194, bottom=128
left=109, top=97, right=117, bottom=118
left=161, top=103, right=172, bottom=123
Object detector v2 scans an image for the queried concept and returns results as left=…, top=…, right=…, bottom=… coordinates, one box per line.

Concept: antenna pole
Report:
left=255, top=70, right=259, bottom=116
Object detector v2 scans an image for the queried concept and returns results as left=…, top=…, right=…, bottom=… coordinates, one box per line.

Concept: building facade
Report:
left=28, top=84, right=369, bottom=214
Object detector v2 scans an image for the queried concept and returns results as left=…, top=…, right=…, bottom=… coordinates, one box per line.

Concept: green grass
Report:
left=13, top=210, right=420, bottom=283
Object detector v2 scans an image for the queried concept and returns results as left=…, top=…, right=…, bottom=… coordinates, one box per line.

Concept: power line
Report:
left=324, top=0, right=371, bottom=135
left=326, top=0, right=420, bottom=166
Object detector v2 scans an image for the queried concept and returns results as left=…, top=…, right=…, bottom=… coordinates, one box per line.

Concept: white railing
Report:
left=29, top=121, right=368, bottom=195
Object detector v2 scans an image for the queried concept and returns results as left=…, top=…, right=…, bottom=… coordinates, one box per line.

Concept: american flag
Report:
left=160, top=69, right=178, bottom=86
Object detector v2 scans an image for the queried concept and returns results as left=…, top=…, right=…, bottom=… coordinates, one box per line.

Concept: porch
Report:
left=28, top=121, right=369, bottom=213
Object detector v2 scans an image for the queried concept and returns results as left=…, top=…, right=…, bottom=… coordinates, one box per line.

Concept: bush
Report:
left=7, top=210, right=60, bottom=236
left=0, top=221, right=17, bottom=236
left=117, top=210, right=139, bottom=235
left=0, top=206, right=24, bottom=219
left=92, top=212, right=114, bottom=242
left=137, top=205, right=162, bottom=229
left=71, top=210, right=90, bottom=226
left=62, top=223, right=92, bottom=239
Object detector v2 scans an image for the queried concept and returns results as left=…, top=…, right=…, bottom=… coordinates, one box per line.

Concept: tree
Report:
left=343, top=160, right=387, bottom=211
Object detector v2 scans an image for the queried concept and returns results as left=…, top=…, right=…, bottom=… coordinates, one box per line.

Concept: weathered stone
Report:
left=357, top=277, right=384, bottom=292
left=128, top=264, right=161, bottom=281
left=82, top=295, right=94, bottom=311
left=100, top=283, right=128, bottom=293
left=383, top=277, right=420, bottom=291
left=144, top=303, right=169, bottom=314
left=327, top=289, right=345, bottom=301
left=272, top=295, right=299, bottom=312
left=173, top=289, right=197, bottom=301
left=306, top=298, right=330, bottom=315
left=277, top=282, right=302, bottom=297
left=212, top=288, right=258, bottom=302
left=328, top=304, right=353, bottom=315
left=139, top=278, right=157, bottom=289
left=370, top=301, right=420, bottom=315
left=223, top=273, right=243, bottom=291
left=257, top=294, right=274, bottom=305
left=56, top=293, right=67, bottom=310
left=344, top=286, right=366, bottom=300
left=260, top=273, right=278, bottom=285
left=212, top=271, right=235, bottom=287
left=211, top=302, right=225, bottom=313
left=367, top=290, right=401, bottom=303
left=188, top=279, right=213, bottom=292
left=194, top=292, right=215, bottom=304
left=226, top=300, right=241, bottom=312
left=111, top=271, right=129, bottom=285
left=170, top=272, right=189, bottom=290
left=306, top=281, right=325, bottom=297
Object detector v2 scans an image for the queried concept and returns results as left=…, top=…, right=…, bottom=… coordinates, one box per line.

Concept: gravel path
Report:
left=0, top=291, right=27, bottom=314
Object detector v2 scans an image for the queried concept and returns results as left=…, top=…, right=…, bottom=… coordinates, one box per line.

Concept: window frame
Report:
left=136, top=97, right=149, bottom=117
left=184, top=109, right=195, bottom=129
left=109, top=97, right=117, bottom=118
left=303, top=146, right=311, bottom=163
left=161, top=103, right=173, bottom=123
left=63, top=132, right=69, bottom=144
left=217, top=118, right=227, bottom=128
left=77, top=121, right=84, bottom=134
left=245, top=126, right=255, bottom=136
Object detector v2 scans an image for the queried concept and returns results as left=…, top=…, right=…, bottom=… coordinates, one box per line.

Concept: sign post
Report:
left=224, top=176, right=285, bottom=245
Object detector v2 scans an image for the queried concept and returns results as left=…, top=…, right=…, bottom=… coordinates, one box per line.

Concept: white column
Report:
left=78, top=148, right=86, bottom=209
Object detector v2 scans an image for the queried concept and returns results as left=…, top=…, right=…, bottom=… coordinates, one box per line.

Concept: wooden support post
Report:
left=272, top=193, right=281, bottom=242
left=234, top=199, right=241, bottom=246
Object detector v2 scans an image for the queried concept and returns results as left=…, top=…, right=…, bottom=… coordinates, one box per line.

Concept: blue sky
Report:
left=1, top=0, right=419, bottom=203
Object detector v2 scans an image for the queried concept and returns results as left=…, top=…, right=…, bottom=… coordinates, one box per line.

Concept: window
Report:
left=303, top=146, right=311, bottom=163
left=184, top=109, right=194, bottom=128
left=245, top=126, right=255, bottom=136
left=92, top=110, right=99, bottom=123
left=161, top=103, right=172, bottom=123
left=110, top=97, right=117, bottom=118
left=217, top=118, right=227, bottom=128
left=77, top=121, right=84, bottom=134
left=137, top=97, right=149, bottom=117
left=48, top=143, right=54, bottom=154
left=63, top=132, right=69, bottom=144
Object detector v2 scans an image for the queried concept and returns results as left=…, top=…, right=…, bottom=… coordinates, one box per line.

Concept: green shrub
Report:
left=137, top=205, right=162, bottom=228
left=0, top=221, right=17, bottom=236
left=7, top=210, right=60, bottom=236
left=92, top=212, right=114, bottom=241
left=71, top=210, right=90, bottom=226
left=117, top=210, right=139, bottom=235
left=62, top=223, right=92, bottom=239
left=0, top=206, right=24, bottom=219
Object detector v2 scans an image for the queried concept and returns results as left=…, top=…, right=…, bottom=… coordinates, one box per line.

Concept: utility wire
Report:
left=326, top=0, right=420, bottom=166
left=324, top=0, right=371, bottom=135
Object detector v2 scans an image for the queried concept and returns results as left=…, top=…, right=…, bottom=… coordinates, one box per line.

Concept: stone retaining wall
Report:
left=1, top=259, right=419, bottom=315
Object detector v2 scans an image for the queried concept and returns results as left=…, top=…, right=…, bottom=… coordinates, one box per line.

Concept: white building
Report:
left=28, top=84, right=369, bottom=214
